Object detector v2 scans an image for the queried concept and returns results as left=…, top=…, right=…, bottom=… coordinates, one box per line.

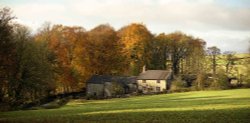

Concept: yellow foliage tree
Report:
left=118, top=23, right=153, bottom=75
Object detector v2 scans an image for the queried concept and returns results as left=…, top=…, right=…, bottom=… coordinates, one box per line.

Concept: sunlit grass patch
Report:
left=82, top=104, right=250, bottom=115
left=1, top=89, right=250, bottom=123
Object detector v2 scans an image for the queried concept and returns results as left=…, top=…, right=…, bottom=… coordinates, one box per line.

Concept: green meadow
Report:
left=217, top=53, right=249, bottom=74
left=1, top=89, right=250, bottom=123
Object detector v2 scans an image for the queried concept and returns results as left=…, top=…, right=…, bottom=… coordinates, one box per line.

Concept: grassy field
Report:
left=217, top=53, right=249, bottom=76
left=1, top=89, right=250, bottom=123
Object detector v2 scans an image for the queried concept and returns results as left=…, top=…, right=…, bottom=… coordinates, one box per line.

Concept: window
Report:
left=142, top=80, right=146, bottom=83
left=157, top=80, right=160, bottom=83
left=148, top=87, right=153, bottom=92
left=156, top=87, right=161, bottom=92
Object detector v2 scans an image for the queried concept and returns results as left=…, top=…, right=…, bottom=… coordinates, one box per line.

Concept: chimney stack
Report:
left=142, top=65, right=146, bottom=73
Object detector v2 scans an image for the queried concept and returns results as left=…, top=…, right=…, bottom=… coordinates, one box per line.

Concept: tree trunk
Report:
left=212, top=54, right=216, bottom=77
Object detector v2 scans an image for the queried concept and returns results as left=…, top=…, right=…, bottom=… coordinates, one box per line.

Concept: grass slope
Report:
left=216, top=53, right=249, bottom=77
left=1, top=89, right=250, bottom=123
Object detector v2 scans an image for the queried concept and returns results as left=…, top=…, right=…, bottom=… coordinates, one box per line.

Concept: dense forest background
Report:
left=1, top=7, right=250, bottom=108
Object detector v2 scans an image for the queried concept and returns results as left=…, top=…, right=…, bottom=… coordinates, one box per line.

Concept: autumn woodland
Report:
left=1, top=6, right=250, bottom=112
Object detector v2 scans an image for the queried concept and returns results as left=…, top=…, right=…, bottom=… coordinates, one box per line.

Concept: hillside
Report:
left=206, top=53, right=249, bottom=78
left=1, top=89, right=250, bottom=123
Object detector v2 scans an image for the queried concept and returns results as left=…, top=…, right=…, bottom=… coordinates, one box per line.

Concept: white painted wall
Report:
left=137, top=80, right=166, bottom=93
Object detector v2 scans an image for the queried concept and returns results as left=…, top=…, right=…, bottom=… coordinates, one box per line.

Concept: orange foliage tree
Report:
left=118, top=23, right=153, bottom=75
left=84, top=24, right=125, bottom=75
left=35, top=24, right=88, bottom=93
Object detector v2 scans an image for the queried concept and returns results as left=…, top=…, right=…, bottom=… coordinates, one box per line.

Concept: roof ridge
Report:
left=137, top=70, right=171, bottom=80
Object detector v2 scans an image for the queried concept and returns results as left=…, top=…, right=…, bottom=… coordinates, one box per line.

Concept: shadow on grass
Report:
left=1, top=107, right=250, bottom=123
left=166, top=95, right=228, bottom=101
left=62, top=97, right=250, bottom=112
left=25, top=98, right=71, bottom=110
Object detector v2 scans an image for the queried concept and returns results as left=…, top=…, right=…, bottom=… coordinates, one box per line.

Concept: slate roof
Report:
left=137, top=70, right=171, bottom=80
left=87, top=75, right=112, bottom=84
left=87, top=75, right=137, bottom=84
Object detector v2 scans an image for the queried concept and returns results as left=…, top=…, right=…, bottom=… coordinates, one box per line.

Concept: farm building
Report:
left=86, top=75, right=137, bottom=98
left=137, top=70, right=173, bottom=93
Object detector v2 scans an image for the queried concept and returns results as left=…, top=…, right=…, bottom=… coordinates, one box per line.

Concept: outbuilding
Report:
left=86, top=75, right=137, bottom=98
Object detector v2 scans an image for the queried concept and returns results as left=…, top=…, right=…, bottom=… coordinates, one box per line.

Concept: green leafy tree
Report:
left=9, top=24, right=55, bottom=105
left=207, top=46, right=221, bottom=77
left=0, top=7, right=15, bottom=103
left=148, top=33, right=169, bottom=70
left=223, top=51, right=237, bottom=76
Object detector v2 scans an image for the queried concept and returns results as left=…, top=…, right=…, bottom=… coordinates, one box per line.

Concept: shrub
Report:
left=210, top=69, right=230, bottom=89
left=112, top=82, right=125, bottom=96
left=243, top=75, right=250, bottom=88
left=193, top=72, right=207, bottom=90
left=170, top=77, right=188, bottom=92
left=243, top=64, right=250, bottom=88
left=41, top=103, right=60, bottom=109
left=41, top=98, right=69, bottom=109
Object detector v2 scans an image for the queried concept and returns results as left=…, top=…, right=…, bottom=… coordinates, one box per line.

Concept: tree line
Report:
left=0, top=7, right=249, bottom=108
